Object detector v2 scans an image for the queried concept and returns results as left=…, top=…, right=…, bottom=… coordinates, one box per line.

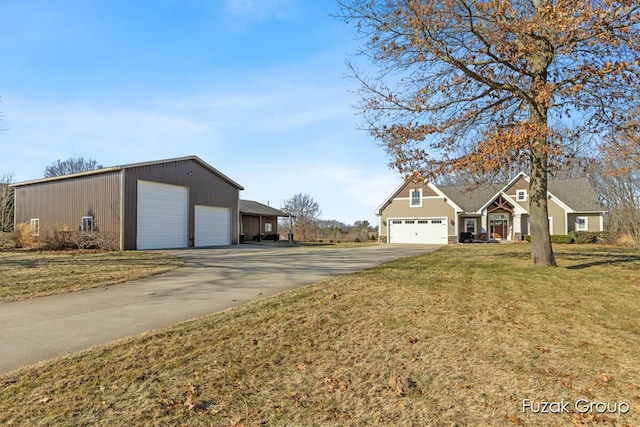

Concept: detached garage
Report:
left=388, top=218, right=448, bottom=244
left=12, top=156, right=244, bottom=250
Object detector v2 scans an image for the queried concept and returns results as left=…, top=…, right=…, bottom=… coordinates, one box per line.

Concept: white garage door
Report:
left=195, top=205, right=231, bottom=247
left=389, top=218, right=448, bottom=244
left=137, top=180, right=188, bottom=250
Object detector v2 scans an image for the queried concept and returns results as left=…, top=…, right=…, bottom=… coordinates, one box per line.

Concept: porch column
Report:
left=481, top=213, right=488, bottom=239
left=513, top=214, right=522, bottom=241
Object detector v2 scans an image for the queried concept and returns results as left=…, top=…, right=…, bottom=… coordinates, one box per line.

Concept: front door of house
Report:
left=489, top=213, right=509, bottom=239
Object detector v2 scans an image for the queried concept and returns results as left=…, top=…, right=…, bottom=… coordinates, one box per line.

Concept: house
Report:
left=239, top=200, right=290, bottom=242
left=375, top=172, right=606, bottom=244
left=11, top=156, right=244, bottom=250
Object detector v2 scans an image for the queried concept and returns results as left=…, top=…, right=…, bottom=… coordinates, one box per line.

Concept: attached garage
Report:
left=388, top=218, right=448, bottom=244
left=194, top=205, right=231, bottom=247
left=137, top=180, right=188, bottom=250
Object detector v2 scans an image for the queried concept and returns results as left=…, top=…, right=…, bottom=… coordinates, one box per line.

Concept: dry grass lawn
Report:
left=0, top=250, right=184, bottom=303
left=1, top=244, right=639, bottom=426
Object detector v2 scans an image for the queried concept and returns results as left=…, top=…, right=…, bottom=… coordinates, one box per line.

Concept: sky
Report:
left=0, top=0, right=402, bottom=225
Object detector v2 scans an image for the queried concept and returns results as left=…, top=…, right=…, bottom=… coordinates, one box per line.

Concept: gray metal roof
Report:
left=239, top=200, right=289, bottom=217
left=11, top=155, right=244, bottom=190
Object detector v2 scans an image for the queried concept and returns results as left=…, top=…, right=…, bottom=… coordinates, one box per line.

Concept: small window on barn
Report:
left=517, top=190, right=527, bottom=201
left=82, top=216, right=94, bottom=233
left=30, top=218, right=40, bottom=236
left=410, top=189, right=422, bottom=207
left=431, top=220, right=443, bottom=224
left=405, top=220, right=415, bottom=224
left=265, top=223, right=273, bottom=233
left=576, top=216, right=587, bottom=231
left=392, top=220, right=402, bottom=224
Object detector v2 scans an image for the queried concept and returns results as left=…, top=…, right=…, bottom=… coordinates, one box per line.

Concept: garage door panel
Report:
left=137, top=181, right=188, bottom=250
left=195, top=205, right=231, bottom=247
left=389, top=218, right=447, bottom=244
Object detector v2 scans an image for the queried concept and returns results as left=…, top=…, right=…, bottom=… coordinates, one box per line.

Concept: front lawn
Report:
left=1, top=244, right=639, bottom=426
left=0, top=251, right=184, bottom=303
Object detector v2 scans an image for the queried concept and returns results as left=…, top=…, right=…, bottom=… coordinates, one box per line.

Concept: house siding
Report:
left=122, top=159, right=240, bottom=249
left=380, top=197, right=455, bottom=238
left=567, top=213, right=603, bottom=233
left=14, top=171, right=121, bottom=238
left=396, top=183, right=439, bottom=198
left=548, top=198, right=566, bottom=235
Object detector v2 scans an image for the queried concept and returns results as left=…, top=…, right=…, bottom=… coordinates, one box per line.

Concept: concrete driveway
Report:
left=0, top=244, right=439, bottom=374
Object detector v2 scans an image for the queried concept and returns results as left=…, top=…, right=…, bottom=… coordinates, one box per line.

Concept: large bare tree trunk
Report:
left=529, top=100, right=557, bottom=266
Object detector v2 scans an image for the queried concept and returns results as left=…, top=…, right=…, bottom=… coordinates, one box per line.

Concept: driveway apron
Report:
left=0, top=244, right=438, bottom=374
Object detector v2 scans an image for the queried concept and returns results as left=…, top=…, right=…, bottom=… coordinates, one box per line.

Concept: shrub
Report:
left=14, top=222, right=37, bottom=248
left=524, top=234, right=574, bottom=243
left=570, top=231, right=602, bottom=244
left=0, top=232, right=16, bottom=250
left=44, top=230, right=119, bottom=251
left=551, top=235, right=574, bottom=244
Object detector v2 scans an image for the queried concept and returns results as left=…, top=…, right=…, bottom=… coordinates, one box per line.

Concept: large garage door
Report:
left=194, top=205, right=231, bottom=247
left=388, top=218, right=448, bottom=244
left=137, top=180, right=188, bottom=250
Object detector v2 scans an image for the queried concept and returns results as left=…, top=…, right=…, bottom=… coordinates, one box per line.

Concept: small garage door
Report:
left=195, top=205, right=231, bottom=247
left=137, top=180, right=188, bottom=250
left=388, top=218, right=448, bottom=244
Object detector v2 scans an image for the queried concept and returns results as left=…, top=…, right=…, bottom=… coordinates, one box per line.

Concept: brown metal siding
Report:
left=122, top=159, right=240, bottom=249
left=14, top=172, right=121, bottom=239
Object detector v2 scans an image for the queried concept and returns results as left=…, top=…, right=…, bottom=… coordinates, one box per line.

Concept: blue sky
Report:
left=0, top=0, right=401, bottom=225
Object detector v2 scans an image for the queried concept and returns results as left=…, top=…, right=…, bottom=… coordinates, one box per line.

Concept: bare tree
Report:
left=336, top=0, right=640, bottom=266
left=283, top=194, right=321, bottom=242
left=44, top=157, right=103, bottom=178
left=594, top=127, right=640, bottom=246
left=0, top=172, right=14, bottom=233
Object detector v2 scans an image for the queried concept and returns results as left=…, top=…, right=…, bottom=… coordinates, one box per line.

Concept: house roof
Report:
left=376, top=173, right=605, bottom=215
left=10, top=155, right=244, bottom=190
left=240, top=200, right=289, bottom=217
left=547, top=177, right=604, bottom=212
left=438, top=183, right=504, bottom=213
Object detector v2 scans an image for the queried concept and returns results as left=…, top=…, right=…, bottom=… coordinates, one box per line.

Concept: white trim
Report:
left=426, top=182, right=464, bottom=212
left=464, top=218, right=477, bottom=234
left=599, top=215, right=604, bottom=232
left=374, top=180, right=409, bottom=215
left=409, top=188, right=423, bottom=207
left=30, top=218, right=40, bottom=236
left=479, top=192, right=528, bottom=216
left=81, top=216, right=94, bottom=233
left=575, top=216, right=587, bottom=231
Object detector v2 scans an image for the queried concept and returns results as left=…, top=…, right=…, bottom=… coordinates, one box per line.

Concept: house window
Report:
left=465, top=218, right=476, bottom=234
left=82, top=216, right=94, bottom=233
left=392, top=220, right=402, bottom=224
left=265, top=223, right=273, bottom=233
left=410, top=189, right=422, bottom=207
left=516, top=190, right=527, bottom=201
left=576, top=216, right=587, bottom=231
left=431, top=220, right=443, bottom=224
left=405, top=220, right=415, bottom=224
left=30, top=218, right=40, bottom=236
